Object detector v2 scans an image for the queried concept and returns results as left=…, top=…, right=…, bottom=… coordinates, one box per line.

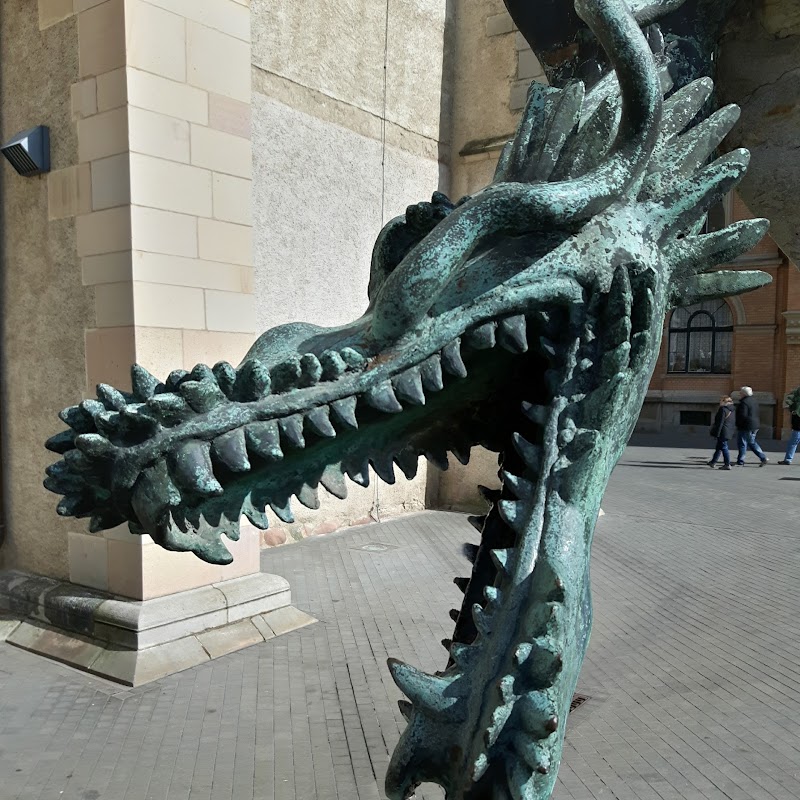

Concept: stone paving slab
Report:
left=0, top=442, right=798, bottom=799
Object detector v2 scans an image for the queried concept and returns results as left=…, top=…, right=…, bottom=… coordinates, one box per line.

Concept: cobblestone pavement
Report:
left=1, top=441, right=799, bottom=800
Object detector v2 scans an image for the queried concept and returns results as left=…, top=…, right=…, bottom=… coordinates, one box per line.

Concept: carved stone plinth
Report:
left=0, top=570, right=315, bottom=685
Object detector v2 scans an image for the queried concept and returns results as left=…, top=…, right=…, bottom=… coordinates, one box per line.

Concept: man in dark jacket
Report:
left=735, top=386, right=768, bottom=466
left=778, top=389, right=800, bottom=464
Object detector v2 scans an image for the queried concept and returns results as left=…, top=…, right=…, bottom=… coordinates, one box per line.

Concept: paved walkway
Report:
left=1, top=441, right=798, bottom=800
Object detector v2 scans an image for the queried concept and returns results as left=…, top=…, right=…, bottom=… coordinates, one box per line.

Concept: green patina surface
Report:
left=44, top=1, right=770, bottom=798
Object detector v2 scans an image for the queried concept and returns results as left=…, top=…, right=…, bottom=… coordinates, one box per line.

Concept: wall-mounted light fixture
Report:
left=1, top=126, right=50, bottom=176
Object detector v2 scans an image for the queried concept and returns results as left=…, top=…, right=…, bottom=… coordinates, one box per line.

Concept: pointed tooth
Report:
left=94, top=410, right=121, bottom=437
left=131, top=364, right=161, bottom=401
left=394, top=448, right=419, bottom=480
left=450, top=444, right=471, bottom=465
left=420, top=354, right=444, bottom=392
left=449, top=608, right=460, bottom=623
left=279, top=415, right=305, bottom=448
left=441, top=638, right=452, bottom=651
left=146, top=393, right=192, bottom=424
left=491, top=549, right=512, bottom=572
left=58, top=405, right=94, bottom=434
left=371, top=455, right=396, bottom=485
left=498, top=499, right=525, bottom=531
left=512, top=433, right=542, bottom=472
left=235, top=359, right=271, bottom=400
left=498, top=315, right=528, bottom=353
left=468, top=514, right=486, bottom=533
left=212, top=428, right=251, bottom=472
left=330, top=397, right=358, bottom=430
left=74, top=433, right=115, bottom=459
left=320, top=350, right=347, bottom=380
left=131, top=461, right=182, bottom=531
left=503, top=471, right=535, bottom=500
left=464, top=322, right=496, bottom=350
left=472, top=603, right=491, bottom=636
left=387, top=659, right=460, bottom=719
left=454, top=577, right=470, bottom=593
left=170, top=441, right=222, bottom=497
left=451, top=641, right=478, bottom=670
left=392, top=368, right=425, bottom=406
left=97, top=384, right=127, bottom=411
left=80, top=399, right=106, bottom=418
left=521, top=402, right=549, bottom=426
left=601, top=342, right=631, bottom=378
left=270, top=356, right=302, bottom=392
left=478, top=485, right=502, bottom=504
left=270, top=499, right=294, bottom=524
left=473, top=754, right=490, bottom=783
left=166, top=369, right=189, bottom=390
left=56, top=493, right=92, bottom=518
left=339, top=347, right=366, bottom=370
left=365, top=382, right=403, bottom=413
left=300, top=353, right=322, bottom=386
left=44, top=473, right=86, bottom=495
left=306, top=406, right=336, bottom=438
left=441, top=340, right=467, bottom=378
left=344, top=458, right=370, bottom=487
left=180, top=379, right=225, bottom=413
left=244, top=421, right=283, bottom=461
left=320, top=465, right=348, bottom=499
left=397, top=700, right=413, bottom=722
left=462, top=543, right=479, bottom=564
left=425, top=450, right=449, bottom=471
left=484, top=586, right=500, bottom=604
left=189, top=364, right=215, bottom=383
left=46, top=430, right=77, bottom=454
left=213, top=361, right=238, bottom=398
left=242, top=496, right=269, bottom=530
left=296, top=484, right=320, bottom=509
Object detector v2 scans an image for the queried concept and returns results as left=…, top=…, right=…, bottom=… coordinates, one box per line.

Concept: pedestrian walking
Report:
left=708, top=395, right=735, bottom=469
left=778, top=385, right=800, bottom=465
left=735, top=386, right=769, bottom=466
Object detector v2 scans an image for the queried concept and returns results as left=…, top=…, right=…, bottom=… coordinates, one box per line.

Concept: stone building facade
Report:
left=0, top=0, right=797, bottom=679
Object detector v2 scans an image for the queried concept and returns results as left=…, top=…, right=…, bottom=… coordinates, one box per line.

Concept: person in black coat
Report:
left=708, top=396, right=736, bottom=469
left=735, top=386, right=768, bottom=466
left=778, top=391, right=800, bottom=464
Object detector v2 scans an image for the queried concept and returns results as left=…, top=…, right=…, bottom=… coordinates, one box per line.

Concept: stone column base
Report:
left=0, top=570, right=316, bottom=685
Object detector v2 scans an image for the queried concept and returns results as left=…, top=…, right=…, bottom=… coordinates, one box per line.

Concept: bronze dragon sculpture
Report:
left=44, top=0, right=770, bottom=797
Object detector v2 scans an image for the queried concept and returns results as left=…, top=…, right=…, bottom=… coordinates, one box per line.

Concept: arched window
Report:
left=668, top=300, right=733, bottom=374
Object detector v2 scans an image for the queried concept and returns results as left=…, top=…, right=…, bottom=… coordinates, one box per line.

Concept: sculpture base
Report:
left=0, top=570, right=316, bottom=685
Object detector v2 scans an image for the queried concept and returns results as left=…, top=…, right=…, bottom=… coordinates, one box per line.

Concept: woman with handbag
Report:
left=708, top=396, right=736, bottom=470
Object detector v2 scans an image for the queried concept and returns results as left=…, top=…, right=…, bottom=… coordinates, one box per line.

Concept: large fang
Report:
left=320, top=466, right=348, bottom=499
left=441, top=340, right=467, bottom=378
left=244, top=421, right=283, bottom=461
left=365, top=382, right=403, bottom=413
left=306, top=406, right=336, bottom=438
left=464, top=322, right=497, bottom=350
left=279, top=415, right=305, bottom=448
left=212, top=428, right=251, bottom=472
left=420, top=355, right=444, bottom=391
left=331, top=397, right=358, bottom=429
left=393, top=368, right=425, bottom=406
left=296, top=484, right=320, bottom=509
left=498, top=315, right=528, bottom=353
left=270, top=498, right=294, bottom=523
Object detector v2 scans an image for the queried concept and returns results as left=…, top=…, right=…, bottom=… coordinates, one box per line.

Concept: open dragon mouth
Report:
left=45, top=0, right=773, bottom=796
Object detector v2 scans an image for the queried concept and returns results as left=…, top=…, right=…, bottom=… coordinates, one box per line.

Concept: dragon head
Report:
left=45, top=0, right=770, bottom=797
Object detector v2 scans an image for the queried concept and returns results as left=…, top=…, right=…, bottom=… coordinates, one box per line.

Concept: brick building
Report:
left=640, top=194, right=800, bottom=438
